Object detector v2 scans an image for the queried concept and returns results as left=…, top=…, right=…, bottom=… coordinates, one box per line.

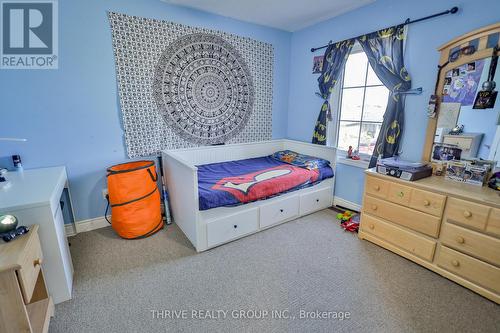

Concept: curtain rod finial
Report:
left=310, top=47, right=316, bottom=52
left=450, top=6, right=459, bottom=14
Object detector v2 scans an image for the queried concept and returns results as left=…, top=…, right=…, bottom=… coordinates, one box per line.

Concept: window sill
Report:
left=336, top=157, right=370, bottom=169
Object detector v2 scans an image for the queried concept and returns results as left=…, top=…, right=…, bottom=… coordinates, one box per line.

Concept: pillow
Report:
left=271, top=150, right=330, bottom=170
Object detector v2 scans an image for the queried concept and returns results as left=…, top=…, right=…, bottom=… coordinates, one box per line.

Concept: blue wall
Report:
left=0, top=0, right=291, bottom=221
left=287, top=0, right=500, bottom=206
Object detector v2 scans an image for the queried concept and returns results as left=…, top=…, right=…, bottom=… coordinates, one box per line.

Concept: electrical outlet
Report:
left=102, top=188, right=108, bottom=200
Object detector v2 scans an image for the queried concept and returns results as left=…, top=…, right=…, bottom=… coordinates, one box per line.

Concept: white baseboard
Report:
left=64, top=216, right=110, bottom=237
left=333, top=196, right=361, bottom=212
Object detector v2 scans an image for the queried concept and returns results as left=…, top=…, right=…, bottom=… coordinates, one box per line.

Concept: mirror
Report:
left=433, top=55, right=500, bottom=163
left=423, top=23, right=500, bottom=177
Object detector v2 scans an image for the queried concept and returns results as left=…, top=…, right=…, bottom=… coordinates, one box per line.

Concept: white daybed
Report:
left=162, top=139, right=336, bottom=252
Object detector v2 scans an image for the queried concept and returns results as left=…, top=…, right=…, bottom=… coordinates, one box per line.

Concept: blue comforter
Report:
left=197, top=156, right=333, bottom=210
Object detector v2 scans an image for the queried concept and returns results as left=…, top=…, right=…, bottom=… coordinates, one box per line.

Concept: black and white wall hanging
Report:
left=108, top=12, right=274, bottom=158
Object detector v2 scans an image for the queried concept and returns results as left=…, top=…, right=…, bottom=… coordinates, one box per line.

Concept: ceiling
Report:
left=162, top=0, right=375, bottom=32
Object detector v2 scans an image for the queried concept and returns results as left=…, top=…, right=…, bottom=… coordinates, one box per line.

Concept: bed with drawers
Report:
left=162, top=140, right=336, bottom=252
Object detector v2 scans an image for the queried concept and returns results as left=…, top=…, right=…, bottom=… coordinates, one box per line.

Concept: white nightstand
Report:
left=0, top=167, right=74, bottom=304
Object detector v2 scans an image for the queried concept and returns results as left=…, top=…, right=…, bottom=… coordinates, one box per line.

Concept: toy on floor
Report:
left=336, top=210, right=360, bottom=233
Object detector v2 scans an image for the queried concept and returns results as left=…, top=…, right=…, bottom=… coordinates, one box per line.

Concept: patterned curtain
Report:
left=357, top=25, right=411, bottom=167
left=312, top=40, right=354, bottom=145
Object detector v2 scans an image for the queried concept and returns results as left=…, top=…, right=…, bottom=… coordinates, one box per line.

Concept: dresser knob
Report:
left=233, top=225, right=237, bottom=229
left=374, top=185, right=380, bottom=191
left=371, top=205, right=378, bottom=211
left=369, top=224, right=374, bottom=230
left=280, top=209, right=284, bottom=213
left=451, top=260, right=460, bottom=267
left=423, top=200, right=430, bottom=207
left=316, top=199, right=319, bottom=203
left=456, top=236, right=465, bottom=244
left=33, top=258, right=42, bottom=267
left=463, top=211, right=472, bottom=218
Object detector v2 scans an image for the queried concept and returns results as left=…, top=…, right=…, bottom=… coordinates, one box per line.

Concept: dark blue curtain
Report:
left=312, top=40, right=354, bottom=145
left=357, top=25, right=411, bottom=167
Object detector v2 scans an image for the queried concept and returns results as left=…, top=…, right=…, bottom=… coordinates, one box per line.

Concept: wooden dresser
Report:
left=359, top=169, right=500, bottom=304
left=0, top=225, right=54, bottom=333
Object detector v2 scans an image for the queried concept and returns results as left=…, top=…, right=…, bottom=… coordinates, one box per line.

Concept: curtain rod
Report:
left=310, top=6, right=459, bottom=52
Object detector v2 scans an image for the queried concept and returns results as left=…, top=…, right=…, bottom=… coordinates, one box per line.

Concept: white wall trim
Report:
left=64, top=216, right=110, bottom=237
left=333, top=196, right=361, bottom=212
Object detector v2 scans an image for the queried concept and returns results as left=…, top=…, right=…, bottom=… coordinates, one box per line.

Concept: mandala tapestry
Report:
left=108, top=12, right=273, bottom=157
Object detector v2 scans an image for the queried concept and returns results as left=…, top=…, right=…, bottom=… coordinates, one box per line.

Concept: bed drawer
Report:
left=260, top=195, right=299, bottom=229
left=444, top=197, right=490, bottom=231
left=440, top=223, right=500, bottom=266
left=299, top=187, right=332, bottom=215
left=436, top=246, right=500, bottom=294
left=206, top=209, right=259, bottom=248
left=361, top=215, right=436, bottom=261
left=363, top=195, right=441, bottom=237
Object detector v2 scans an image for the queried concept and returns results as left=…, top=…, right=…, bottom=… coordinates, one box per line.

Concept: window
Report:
left=330, top=45, right=389, bottom=157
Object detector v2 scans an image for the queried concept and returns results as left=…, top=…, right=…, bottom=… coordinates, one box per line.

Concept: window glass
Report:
left=333, top=48, right=389, bottom=157
left=343, top=52, right=368, bottom=87
left=338, top=121, right=361, bottom=151
left=340, top=88, right=364, bottom=121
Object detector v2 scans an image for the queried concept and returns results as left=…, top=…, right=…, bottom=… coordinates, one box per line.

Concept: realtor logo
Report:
left=1, top=0, right=58, bottom=69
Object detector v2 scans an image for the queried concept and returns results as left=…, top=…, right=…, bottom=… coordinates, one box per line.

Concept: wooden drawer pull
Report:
left=463, top=211, right=472, bottom=218
left=371, top=205, right=378, bottom=211
left=374, top=185, right=380, bottom=191
left=451, top=259, right=460, bottom=267
left=33, top=258, right=42, bottom=267
left=456, top=236, right=465, bottom=244
left=423, top=200, right=430, bottom=207
left=369, top=224, right=375, bottom=230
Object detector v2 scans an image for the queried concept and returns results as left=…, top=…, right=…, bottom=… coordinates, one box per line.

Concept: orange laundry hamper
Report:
left=105, top=160, right=164, bottom=239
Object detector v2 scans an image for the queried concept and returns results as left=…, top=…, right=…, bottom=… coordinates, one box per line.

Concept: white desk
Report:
left=0, top=167, right=74, bottom=304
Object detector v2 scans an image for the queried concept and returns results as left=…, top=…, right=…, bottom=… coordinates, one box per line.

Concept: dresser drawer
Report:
left=361, top=215, right=436, bottom=261
left=409, top=188, right=446, bottom=217
left=436, top=246, right=500, bottom=294
left=363, top=195, right=441, bottom=237
left=444, top=197, right=490, bottom=231
left=260, top=195, right=299, bottom=229
left=17, top=231, right=43, bottom=304
left=365, top=176, right=390, bottom=199
left=206, top=209, right=259, bottom=248
left=440, top=223, right=500, bottom=266
left=486, top=208, right=500, bottom=237
left=387, top=182, right=412, bottom=206
left=299, top=187, right=332, bottom=215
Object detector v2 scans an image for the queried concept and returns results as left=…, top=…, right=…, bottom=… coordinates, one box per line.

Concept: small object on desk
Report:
left=351, top=149, right=360, bottom=160
left=0, top=214, right=18, bottom=233
left=1, top=225, right=29, bottom=242
left=449, top=124, right=464, bottom=135
left=488, top=171, right=500, bottom=191
left=347, top=145, right=353, bottom=158
left=12, top=154, right=23, bottom=172
left=376, top=157, right=432, bottom=181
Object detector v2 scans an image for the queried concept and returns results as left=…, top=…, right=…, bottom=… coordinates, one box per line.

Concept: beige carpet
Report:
left=49, top=209, right=500, bottom=332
